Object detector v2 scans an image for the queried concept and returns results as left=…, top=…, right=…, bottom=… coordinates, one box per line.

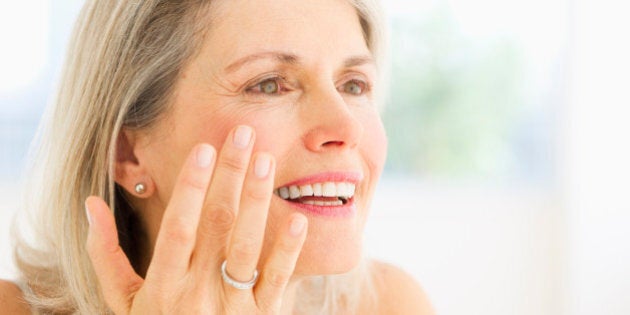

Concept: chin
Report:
left=293, top=224, right=365, bottom=276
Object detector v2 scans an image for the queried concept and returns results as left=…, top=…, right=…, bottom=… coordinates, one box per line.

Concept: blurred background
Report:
left=1, top=1, right=628, bottom=314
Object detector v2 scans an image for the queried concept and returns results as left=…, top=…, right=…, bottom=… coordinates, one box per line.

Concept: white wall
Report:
left=562, top=0, right=630, bottom=314
left=367, top=180, right=563, bottom=315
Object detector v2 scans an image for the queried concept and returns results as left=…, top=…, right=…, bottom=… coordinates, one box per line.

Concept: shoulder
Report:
left=368, top=260, right=435, bottom=315
left=0, top=279, right=31, bottom=315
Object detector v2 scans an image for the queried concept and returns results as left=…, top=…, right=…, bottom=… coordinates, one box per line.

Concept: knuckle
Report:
left=218, top=154, right=248, bottom=177
left=278, top=237, right=300, bottom=254
left=206, top=204, right=235, bottom=227
left=162, top=217, right=196, bottom=244
left=265, top=268, right=290, bottom=288
left=230, top=237, right=259, bottom=261
left=244, top=186, right=270, bottom=202
left=178, top=172, right=208, bottom=192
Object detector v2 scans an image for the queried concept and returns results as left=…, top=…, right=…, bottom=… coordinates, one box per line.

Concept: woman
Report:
left=0, top=0, right=433, bottom=313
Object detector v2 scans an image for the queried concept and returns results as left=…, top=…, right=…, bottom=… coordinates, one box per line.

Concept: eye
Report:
left=246, top=77, right=285, bottom=95
left=341, top=80, right=368, bottom=95
left=260, top=79, right=279, bottom=94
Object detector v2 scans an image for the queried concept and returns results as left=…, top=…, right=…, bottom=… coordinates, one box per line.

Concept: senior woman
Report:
left=0, top=0, right=433, bottom=314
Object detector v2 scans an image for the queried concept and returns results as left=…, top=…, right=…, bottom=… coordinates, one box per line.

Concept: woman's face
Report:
left=140, top=0, right=387, bottom=275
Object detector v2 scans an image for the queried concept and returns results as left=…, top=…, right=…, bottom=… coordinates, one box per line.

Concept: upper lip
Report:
left=276, top=171, right=363, bottom=189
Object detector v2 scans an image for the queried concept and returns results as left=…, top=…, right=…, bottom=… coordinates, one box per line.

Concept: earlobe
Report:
left=114, top=129, right=154, bottom=198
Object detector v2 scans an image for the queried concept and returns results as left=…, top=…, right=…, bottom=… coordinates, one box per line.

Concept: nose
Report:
left=301, top=84, right=364, bottom=152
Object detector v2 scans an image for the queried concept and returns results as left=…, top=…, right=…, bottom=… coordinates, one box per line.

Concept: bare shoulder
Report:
left=368, top=260, right=435, bottom=315
left=0, top=279, right=31, bottom=315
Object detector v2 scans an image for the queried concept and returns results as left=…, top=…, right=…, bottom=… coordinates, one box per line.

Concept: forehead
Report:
left=200, top=0, right=370, bottom=65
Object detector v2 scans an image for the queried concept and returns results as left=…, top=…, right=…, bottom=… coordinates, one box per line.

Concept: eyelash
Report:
left=244, top=76, right=371, bottom=96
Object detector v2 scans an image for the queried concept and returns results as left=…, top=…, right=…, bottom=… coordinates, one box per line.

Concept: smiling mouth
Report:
left=274, top=181, right=356, bottom=206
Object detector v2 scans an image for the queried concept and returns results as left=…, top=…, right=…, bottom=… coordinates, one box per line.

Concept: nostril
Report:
left=322, top=140, right=344, bottom=147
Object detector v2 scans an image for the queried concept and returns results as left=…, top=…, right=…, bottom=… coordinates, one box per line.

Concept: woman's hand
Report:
left=85, top=126, right=308, bottom=314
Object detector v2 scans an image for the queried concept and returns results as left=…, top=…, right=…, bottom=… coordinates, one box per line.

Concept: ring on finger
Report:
left=221, top=260, right=259, bottom=290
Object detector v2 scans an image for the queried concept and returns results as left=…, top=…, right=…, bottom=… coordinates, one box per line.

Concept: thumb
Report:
left=85, top=196, right=143, bottom=314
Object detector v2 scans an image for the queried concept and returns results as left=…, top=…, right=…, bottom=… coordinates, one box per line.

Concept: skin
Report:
left=0, top=0, right=434, bottom=314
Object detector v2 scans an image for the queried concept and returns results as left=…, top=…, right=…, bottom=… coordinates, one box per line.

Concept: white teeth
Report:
left=278, top=187, right=290, bottom=199
left=312, top=183, right=322, bottom=196
left=337, top=183, right=348, bottom=197
left=322, top=182, right=336, bottom=197
left=289, top=186, right=301, bottom=199
left=300, top=185, right=313, bottom=197
left=276, top=181, right=356, bottom=202
left=300, top=200, right=343, bottom=206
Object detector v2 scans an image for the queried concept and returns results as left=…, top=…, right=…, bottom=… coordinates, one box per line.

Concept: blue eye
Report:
left=259, top=79, right=279, bottom=94
left=342, top=80, right=367, bottom=95
left=247, top=77, right=285, bottom=95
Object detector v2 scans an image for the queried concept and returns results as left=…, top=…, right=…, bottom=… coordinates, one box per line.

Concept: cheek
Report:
left=362, top=114, right=388, bottom=174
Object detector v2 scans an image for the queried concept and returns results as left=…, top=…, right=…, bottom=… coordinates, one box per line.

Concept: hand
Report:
left=85, top=126, right=308, bottom=314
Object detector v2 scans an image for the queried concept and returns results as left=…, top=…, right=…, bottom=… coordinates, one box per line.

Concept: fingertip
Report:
left=195, top=143, right=216, bottom=169
left=85, top=196, right=101, bottom=227
left=253, top=152, right=274, bottom=179
left=288, top=213, right=308, bottom=237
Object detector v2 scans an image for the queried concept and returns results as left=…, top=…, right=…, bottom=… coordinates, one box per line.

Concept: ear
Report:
left=115, top=129, right=154, bottom=198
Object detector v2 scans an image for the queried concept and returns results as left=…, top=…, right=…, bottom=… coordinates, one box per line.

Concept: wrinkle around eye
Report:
left=200, top=69, right=242, bottom=97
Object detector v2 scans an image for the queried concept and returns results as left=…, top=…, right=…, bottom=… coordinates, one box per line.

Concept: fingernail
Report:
left=289, top=216, right=306, bottom=236
left=233, top=125, right=253, bottom=149
left=254, top=154, right=271, bottom=178
left=196, top=144, right=214, bottom=168
left=85, top=201, right=92, bottom=226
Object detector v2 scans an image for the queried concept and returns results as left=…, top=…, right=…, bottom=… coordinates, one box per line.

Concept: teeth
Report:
left=337, top=182, right=348, bottom=197
left=300, top=185, right=313, bottom=197
left=312, top=183, right=322, bottom=196
left=301, top=200, right=343, bottom=206
left=278, top=187, right=290, bottom=199
left=347, top=183, right=355, bottom=197
left=322, top=182, right=336, bottom=197
left=275, top=182, right=356, bottom=201
left=289, top=186, right=301, bottom=199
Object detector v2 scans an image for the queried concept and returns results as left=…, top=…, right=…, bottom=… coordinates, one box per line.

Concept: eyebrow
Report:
left=343, top=55, right=375, bottom=68
left=224, top=52, right=298, bottom=74
left=223, top=51, right=375, bottom=74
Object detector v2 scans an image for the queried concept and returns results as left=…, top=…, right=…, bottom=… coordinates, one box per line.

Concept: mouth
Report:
left=274, top=181, right=356, bottom=206
left=273, top=172, right=361, bottom=217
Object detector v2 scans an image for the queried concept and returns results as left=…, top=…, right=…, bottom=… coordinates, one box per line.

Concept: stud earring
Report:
left=135, top=183, right=146, bottom=195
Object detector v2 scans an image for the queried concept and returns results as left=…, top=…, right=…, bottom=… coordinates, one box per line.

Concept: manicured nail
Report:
left=233, top=125, right=253, bottom=149
left=85, top=202, right=92, bottom=226
left=289, top=216, right=306, bottom=236
left=196, top=144, right=214, bottom=168
left=254, top=154, right=271, bottom=178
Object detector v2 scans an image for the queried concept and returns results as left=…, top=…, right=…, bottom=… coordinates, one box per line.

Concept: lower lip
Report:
left=280, top=197, right=356, bottom=218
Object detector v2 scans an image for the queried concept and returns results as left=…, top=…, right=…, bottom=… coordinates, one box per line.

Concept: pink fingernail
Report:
left=233, top=126, right=253, bottom=149
left=254, top=154, right=271, bottom=178
left=196, top=144, right=214, bottom=168
left=289, top=216, right=306, bottom=236
left=85, top=201, right=92, bottom=226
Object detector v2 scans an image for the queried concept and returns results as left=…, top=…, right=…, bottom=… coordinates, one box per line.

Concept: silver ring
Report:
left=221, top=260, right=259, bottom=290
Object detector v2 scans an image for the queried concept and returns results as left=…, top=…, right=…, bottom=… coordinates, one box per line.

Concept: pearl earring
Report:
left=135, top=183, right=146, bottom=195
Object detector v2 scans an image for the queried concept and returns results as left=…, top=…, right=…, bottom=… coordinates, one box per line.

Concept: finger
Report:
left=224, top=152, right=275, bottom=287
left=194, top=125, right=255, bottom=265
left=254, top=214, right=308, bottom=312
left=148, top=144, right=216, bottom=281
left=85, top=196, right=143, bottom=315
